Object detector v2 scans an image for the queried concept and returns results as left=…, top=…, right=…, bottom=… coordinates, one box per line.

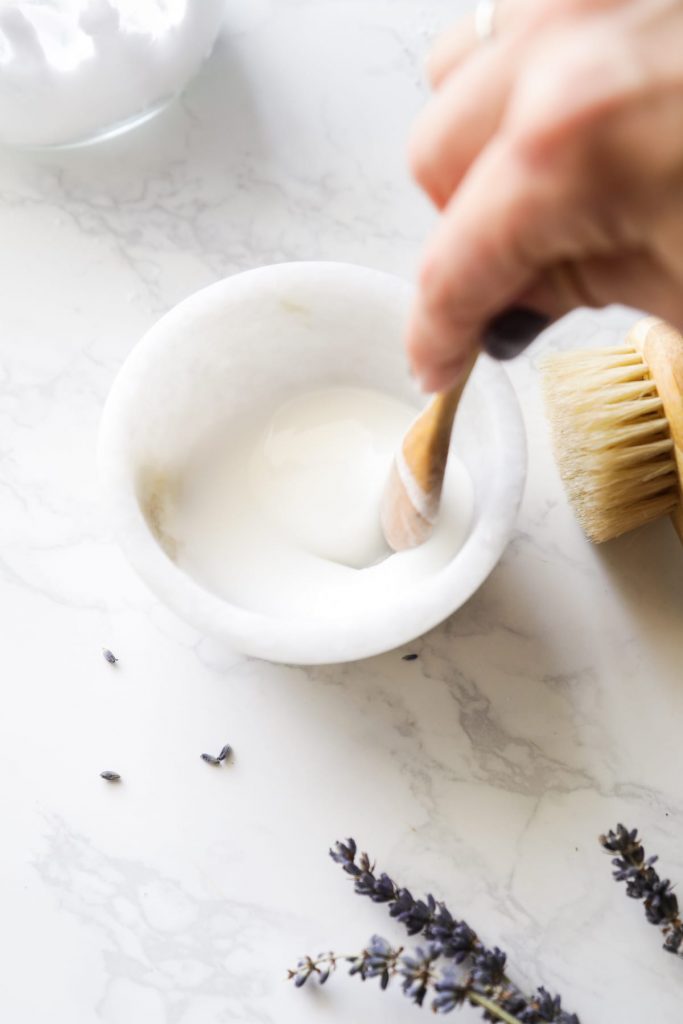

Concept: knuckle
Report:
left=407, top=125, right=437, bottom=192
left=408, top=115, right=451, bottom=205
left=510, top=30, right=639, bottom=157
left=418, top=249, right=452, bottom=312
left=505, top=120, right=550, bottom=171
left=425, top=52, right=443, bottom=90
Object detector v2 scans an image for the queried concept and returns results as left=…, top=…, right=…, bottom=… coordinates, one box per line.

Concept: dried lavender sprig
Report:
left=330, top=838, right=477, bottom=956
left=600, top=823, right=683, bottom=955
left=289, top=936, right=576, bottom=1024
left=328, top=840, right=579, bottom=1023
left=288, top=938, right=503, bottom=1016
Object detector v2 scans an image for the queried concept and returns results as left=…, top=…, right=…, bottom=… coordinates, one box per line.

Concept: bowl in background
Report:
left=98, top=262, right=526, bottom=664
left=0, top=0, right=225, bottom=148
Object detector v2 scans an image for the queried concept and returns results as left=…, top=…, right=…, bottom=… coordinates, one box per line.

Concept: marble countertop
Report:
left=1, top=1, right=682, bottom=1021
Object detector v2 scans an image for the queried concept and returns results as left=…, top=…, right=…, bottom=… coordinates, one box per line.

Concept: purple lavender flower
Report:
left=601, top=824, right=683, bottom=956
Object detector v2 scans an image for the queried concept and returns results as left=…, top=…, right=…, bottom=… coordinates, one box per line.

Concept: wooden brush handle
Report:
left=629, top=317, right=683, bottom=542
left=402, top=351, right=477, bottom=496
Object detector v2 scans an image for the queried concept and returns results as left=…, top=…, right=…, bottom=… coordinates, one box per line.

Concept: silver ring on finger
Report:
left=475, top=0, right=500, bottom=42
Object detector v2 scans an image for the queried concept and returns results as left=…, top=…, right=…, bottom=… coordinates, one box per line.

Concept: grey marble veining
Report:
left=0, top=1, right=682, bottom=1022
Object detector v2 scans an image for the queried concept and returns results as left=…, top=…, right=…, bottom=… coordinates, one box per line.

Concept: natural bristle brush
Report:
left=542, top=316, right=683, bottom=544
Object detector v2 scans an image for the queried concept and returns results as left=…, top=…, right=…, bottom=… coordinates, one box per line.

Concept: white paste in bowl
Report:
left=162, top=386, right=474, bottom=621
left=98, top=262, right=526, bottom=662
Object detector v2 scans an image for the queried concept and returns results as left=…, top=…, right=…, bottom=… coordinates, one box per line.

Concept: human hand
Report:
left=407, top=0, right=683, bottom=392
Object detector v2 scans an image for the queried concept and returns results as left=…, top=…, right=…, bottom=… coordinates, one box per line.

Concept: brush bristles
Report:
left=542, top=346, right=679, bottom=542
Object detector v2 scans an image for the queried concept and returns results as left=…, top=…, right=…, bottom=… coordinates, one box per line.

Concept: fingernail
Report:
left=417, top=370, right=438, bottom=394
left=482, top=307, right=550, bottom=360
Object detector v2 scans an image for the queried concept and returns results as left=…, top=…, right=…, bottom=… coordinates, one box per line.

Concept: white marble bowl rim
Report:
left=98, top=262, right=527, bottom=665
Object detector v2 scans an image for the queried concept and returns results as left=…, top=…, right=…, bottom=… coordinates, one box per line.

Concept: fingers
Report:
left=408, top=19, right=653, bottom=390
left=504, top=23, right=644, bottom=154
left=425, top=0, right=533, bottom=89
left=407, top=133, right=577, bottom=392
left=410, top=1, right=683, bottom=391
left=411, top=237, right=683, bottom=393
left=426, top=17, right=479, bottom=89
left=410, top=38, right=515, bottom=209
left=426, top=0, right=527, bottom=89
left=412, top=0, right=555, bottom=210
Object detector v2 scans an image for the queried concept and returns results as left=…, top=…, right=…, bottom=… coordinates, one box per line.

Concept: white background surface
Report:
left=0, top=1, right=682, bottom=1021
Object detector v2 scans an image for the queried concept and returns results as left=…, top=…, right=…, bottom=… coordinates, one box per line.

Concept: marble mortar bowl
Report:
left=98, top=262, right=527, bottom=664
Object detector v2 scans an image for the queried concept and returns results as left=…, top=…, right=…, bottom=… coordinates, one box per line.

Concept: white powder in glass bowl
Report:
left=0, top=0, right=225, bottom=147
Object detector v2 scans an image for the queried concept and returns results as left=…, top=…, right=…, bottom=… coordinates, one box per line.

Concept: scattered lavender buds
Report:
left=289, top=839, right=579, bottom=1024
left=99, top=771, right=121, bottom=782
left=102, top=648, right=118, bottom=665
left=600, top=824, right=683, bottom=955
left=200, top=744, right=232, bottom=766
left=402, top=653, right=419, bottom=661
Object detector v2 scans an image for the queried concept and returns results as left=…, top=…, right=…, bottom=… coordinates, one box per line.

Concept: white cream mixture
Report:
left=164, top=387, right=474, bottom=621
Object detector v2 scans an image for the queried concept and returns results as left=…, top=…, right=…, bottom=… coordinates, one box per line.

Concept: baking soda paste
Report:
left=163, top=386, right=474, bottom=621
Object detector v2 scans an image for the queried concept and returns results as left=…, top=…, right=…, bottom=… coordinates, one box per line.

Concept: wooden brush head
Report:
left=542, top=317, right=683, bottom=543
